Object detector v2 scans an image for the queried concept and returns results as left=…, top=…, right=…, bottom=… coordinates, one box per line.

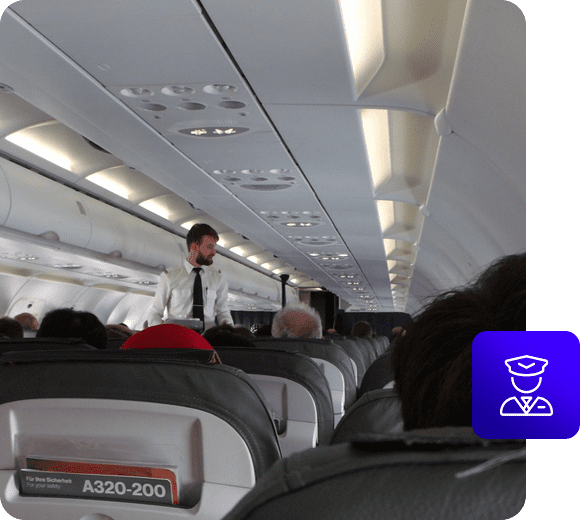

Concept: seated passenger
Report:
left=391, top=253, right=525, bottom=430
left=233, top=324, right=256, bottom=338
left=121, top=323, right=221, bottom=363
left=254, top=323, right=272, bottom=337
left=351, top=321, right=373, bottom=338
left=37, top=308, right=108, bottom=349
left=0, top=317, right=24, bottom=339
left=14, top=312, right=40, bottom=331
left=203, top=324, right=255, bottom=348
left=271, top=303, right=323, bottom=339
left=105, top=323, right=135, bottom=340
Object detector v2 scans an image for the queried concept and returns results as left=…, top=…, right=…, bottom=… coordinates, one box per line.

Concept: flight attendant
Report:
left=500, top=355, right=553, bottom=416
left=148, top=223, right=233, bottom=332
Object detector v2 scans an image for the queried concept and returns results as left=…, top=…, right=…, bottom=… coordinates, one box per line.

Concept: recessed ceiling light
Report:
left=203, top=84, right=238, bottom=94
left=120, top=87, right=154, bottom=98
left=162, top=85, right=195, bottom=96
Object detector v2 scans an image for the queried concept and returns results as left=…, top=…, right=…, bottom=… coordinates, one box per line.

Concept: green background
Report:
left=0, top=0, right=580, bottom=520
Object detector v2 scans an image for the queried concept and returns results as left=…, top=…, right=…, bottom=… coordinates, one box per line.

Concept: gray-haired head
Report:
left=271, top=302, right=323, bottom=339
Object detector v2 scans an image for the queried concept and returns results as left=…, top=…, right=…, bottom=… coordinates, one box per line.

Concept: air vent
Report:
left=240, top=184, right=293, bottom=191
left=217, top=100, right=247, bottom=109
left=178, top=102, right=206, bottom=111
left=292, top=237, right=338, bottom=246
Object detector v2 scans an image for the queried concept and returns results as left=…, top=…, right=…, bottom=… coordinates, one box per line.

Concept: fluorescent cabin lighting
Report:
left=139, top=198, right=171, bottom=220
left=6, top=131, right=73, bottom=172
left=361, top=109, right=392, bottom=191
left=376, top=200, right=395, bottom=235
left=86, top=173, right=131, bottom=199
left=338, top=0, right=385, bottom=96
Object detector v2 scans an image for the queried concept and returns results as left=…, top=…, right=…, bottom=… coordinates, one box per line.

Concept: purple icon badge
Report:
left=473, top=331, right=580, bottom=439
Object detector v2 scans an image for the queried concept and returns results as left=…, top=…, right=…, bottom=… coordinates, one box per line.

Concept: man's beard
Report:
left=196, top=254, right=213, bottom=266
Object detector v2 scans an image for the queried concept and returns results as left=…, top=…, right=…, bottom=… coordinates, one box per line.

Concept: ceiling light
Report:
left=139, top=198, right=171, bottom=220
left=376, top=201, right=395, bottom=235
left=5, top=131, right=73, bottom=172
left=86, top=173, right=131, bottom=199
left=338, top=0, right=385, bottom=96
left=361, top=109, right=391, bottom=191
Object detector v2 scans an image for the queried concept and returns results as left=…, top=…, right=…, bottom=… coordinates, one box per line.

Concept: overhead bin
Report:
left=0, top=156, right=286, bottom=305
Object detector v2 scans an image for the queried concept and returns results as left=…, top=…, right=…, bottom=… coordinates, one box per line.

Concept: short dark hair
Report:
left=186, top=223, right=219, bottom=251
left=37, top=308, right=108, bottom=349
left=391, top=253, right=525, bottom=430
left=0, top=317, right=24, bottom=339
left=351, top=321, right=372, bottom=338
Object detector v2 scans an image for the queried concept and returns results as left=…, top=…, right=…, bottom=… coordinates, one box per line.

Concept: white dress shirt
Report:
left=148, top=258, right=233, bottom=330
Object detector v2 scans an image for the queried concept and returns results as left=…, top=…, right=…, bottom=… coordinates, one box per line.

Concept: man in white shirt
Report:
left=148, top=224, right=233, bottom=331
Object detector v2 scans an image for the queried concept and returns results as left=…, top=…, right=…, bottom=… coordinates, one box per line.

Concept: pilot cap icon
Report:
left=505, top=355, right=548, bottom=377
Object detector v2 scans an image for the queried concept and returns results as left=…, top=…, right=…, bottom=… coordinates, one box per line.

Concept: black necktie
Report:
left=192, top=268, right=204, bottom=324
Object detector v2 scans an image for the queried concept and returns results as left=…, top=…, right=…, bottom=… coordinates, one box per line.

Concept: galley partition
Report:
left=0, top=348, right=282, bottom=520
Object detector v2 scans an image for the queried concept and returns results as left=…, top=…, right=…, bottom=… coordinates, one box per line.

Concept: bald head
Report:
left=272, top=303, right=323, bottom=339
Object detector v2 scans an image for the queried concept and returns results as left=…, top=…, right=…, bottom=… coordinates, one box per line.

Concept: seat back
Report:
left=252, top=338, right=356, bottom=425
left=358, top=350, right=395, bottom=397
left=0, top=348, right=281, bottom=520
left=330, top=337, right=368, bottom=386
left=225, top=427, right=525, bottom=520
left=216, top=347, right=334, bottom=454
left=331, top=388, right=403, bottom=444
left=0, top=337, right=96, bottom=355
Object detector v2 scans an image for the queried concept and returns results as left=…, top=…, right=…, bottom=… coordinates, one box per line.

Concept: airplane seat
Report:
left=0, top=348, right=282, bottom=520
left=358, top=350, right=395, bottom=398
left=105, top=337, right=128, bottom=349
left=345, top=336, right=376, bottom=371
left=354, top=336, right=380, bottom=364
left=215, top=347, right=334, bottom=455
left=373, top=335, right=390, bottom=355
left=223, top=427, right=525, bottom=520
left=0, top=337, right=97, bottom=355
left=251, top=338, right=356, bottom=424
left=330, top=388, right=403, bottom=445
left=329, top=337, right=368, bottom=387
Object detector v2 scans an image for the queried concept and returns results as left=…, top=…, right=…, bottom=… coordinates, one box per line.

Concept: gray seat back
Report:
left=0, top=348, right=281, bottom=520
left=331, top=388, right=403, bottom=444
left=216, top=347, right=335, bottom=453
left=224, top=427, right=525, bottom=520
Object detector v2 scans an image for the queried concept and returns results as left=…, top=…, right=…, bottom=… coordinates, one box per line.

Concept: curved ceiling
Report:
left=0, top=0, right=525, bottom=314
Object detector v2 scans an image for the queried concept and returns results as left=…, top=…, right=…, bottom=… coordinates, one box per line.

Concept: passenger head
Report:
left=271, top=303, right=323, bottom=339
left=106, top=324, right=135, bottom=340
left=186, top=223, right=219, bottom=267
left=122, top=323, right=220, bottom=362
left=0, top=317, right=24, bottom=339
left=351, top=321, right=373, bottom=338
left=37, top=308, right=107, bottom=349
left=254, top=324, right=272, bottom=337
left=203, top=324, right=255, bottom=348
left=233, top=324, right=255, bottom=339
left=14, top=312, right=40, bottom=331
left=391, top=253, right=526, bottom=431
